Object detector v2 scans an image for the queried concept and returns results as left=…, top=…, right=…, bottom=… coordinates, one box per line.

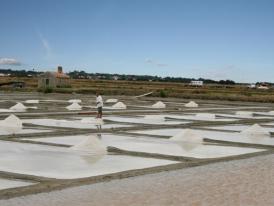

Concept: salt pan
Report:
left=68, top=99, right=82, bottom=103
left=25, top=100, right=39, bottom=104
left=236, top=111, right=253, bottom=117
left=106, top=99, right=118, bottom=103
left=196, top=113, right=215, bottom=120
left=143, top=115, right=166, bottom=121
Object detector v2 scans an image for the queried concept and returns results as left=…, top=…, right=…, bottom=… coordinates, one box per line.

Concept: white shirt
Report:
left=96, top=95, right=103, bottom=108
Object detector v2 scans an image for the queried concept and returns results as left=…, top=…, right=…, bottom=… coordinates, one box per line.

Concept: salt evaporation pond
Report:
left=103, top=116, right=189, bottom=125
left=22, top=119, right=132, bottom=129
left=206, top=124, right=274, bottom=133
left=5, top=154, right=273, bottom=206
left=216, top=112, right=274, bottom=119
left=164, top=113, right=236, bottom=121
left=131, top=128, right=184, bottom=136
left=131, top=128, right=274, bottom=146
left=0, top=178, right=35, bottom=190
left=23, top=134, right=264, bottom=159
left=0, top=141, right=177, bottom=179
left=261, top=122, right=274, bottom=126
left=0, top=129, right=52, bottom=136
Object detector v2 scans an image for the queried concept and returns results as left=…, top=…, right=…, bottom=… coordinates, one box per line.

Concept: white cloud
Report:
left=0, top=58, right=21, bottom=66
left=145, top=58, right=168, bottom=67
left=38, top=32, right=52, bottom=58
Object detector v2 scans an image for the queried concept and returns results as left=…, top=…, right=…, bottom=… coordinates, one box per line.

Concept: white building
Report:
left=190, top=81, right=203, bottom=86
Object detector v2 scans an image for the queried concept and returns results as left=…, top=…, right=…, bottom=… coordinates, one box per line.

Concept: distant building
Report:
left=38, top=66, right=70, bottom=89
left=257, top=83, right=270, bottom=90
left=248, top=84, right=256, bottom=89
left=257, top=85, right=269, bottom=90
left=189, top=80, right=203, bottom=86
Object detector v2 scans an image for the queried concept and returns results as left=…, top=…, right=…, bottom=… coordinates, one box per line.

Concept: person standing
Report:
left=96, top=92, right=103, bottom=119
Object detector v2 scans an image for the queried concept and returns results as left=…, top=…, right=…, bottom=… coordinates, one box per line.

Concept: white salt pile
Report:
left=185, top=101, right=198, bottom=108
left=0, top=114, right=23, bottom=134
left=151, top=101, right=166, bottom=109
left=236, top=111, right=253, bottom=117
left=70, top=135, right=107, bottom=155
left=9, top=103, right=27, bottom=111
left=170, top=129, right=203, bottom=151
left=25, top=100, right=39, bottom=104
left=106, top=99, right=118, bottom=103
left=66, top=103, right=82, bottom=111
left=112, top=102, right=127, bottom=109
left=240, top=124, right=270, bottom=142
left=68, top=99, right=82, bottom=103
left=196, top=113, right=215, bottom=120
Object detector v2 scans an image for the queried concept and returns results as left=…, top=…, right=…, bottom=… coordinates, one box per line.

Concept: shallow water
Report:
left=103, top=116, right=188, bottom=125
left=165, top=114, right=236, bottom=121
left=23, top=134, right=264, bottom=158
left=2, top=154, right=274, bottom=206
left=0, top=178, right=35, bottom=190
left=207, top=124, right=274, bottom=133
left=216, top=113, right=274, bottom=120
left=22, top=119, right=132, bottom=129
left=131, top=128, right=274, bottom=146
left=0, top=129, right=52, bottom=136
left=131, top=128, right=184, bottom=136
left=0, top=141, right=177, bottom=179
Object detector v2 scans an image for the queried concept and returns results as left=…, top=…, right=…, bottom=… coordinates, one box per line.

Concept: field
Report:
left=1, top=77, right=274, bottom=103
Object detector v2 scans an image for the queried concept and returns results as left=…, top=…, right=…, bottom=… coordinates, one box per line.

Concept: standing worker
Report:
left=96, top=92, right=103, bottom=119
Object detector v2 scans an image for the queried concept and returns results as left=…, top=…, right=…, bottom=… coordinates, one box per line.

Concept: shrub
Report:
left=159, top=90, right=167, bottom=98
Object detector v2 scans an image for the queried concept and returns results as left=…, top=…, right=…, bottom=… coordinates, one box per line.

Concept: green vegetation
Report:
left=2, top=76, right=274, bottom=103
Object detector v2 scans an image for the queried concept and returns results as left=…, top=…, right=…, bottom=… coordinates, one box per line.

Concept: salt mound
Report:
left=112, top=102, right=127, bottom=109
left=240, top=124, right=270, bottom=141
left=196, top=113, right=215, bottom=120
left=106, top=99, right=118, bottom=103
left=0, top=114, right=23, bottom=134
left=10, top=103, right=27, bottom=111
left=68, top=99, right=82, bottom=103
left=170, top=129, right=203, bottom=151
left=185, top=101, right=198, bottom=108
left=236, top=111, right=253, bottom=117
left=143, top=115, right=165, bottom=121
left=25, top=100, right=39, bottom=104
left=151, top=101, right=166, bottom=109
left=70, top=135, right=107, bottom=155
left=66, top=103, right=82, bottom=111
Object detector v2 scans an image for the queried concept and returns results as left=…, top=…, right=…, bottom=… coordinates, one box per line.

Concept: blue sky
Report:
left=0, top=0, right=274, bottom=82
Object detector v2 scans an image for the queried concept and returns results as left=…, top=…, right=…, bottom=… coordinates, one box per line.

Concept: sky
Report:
left=0, top=0, right=274, bottom=83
